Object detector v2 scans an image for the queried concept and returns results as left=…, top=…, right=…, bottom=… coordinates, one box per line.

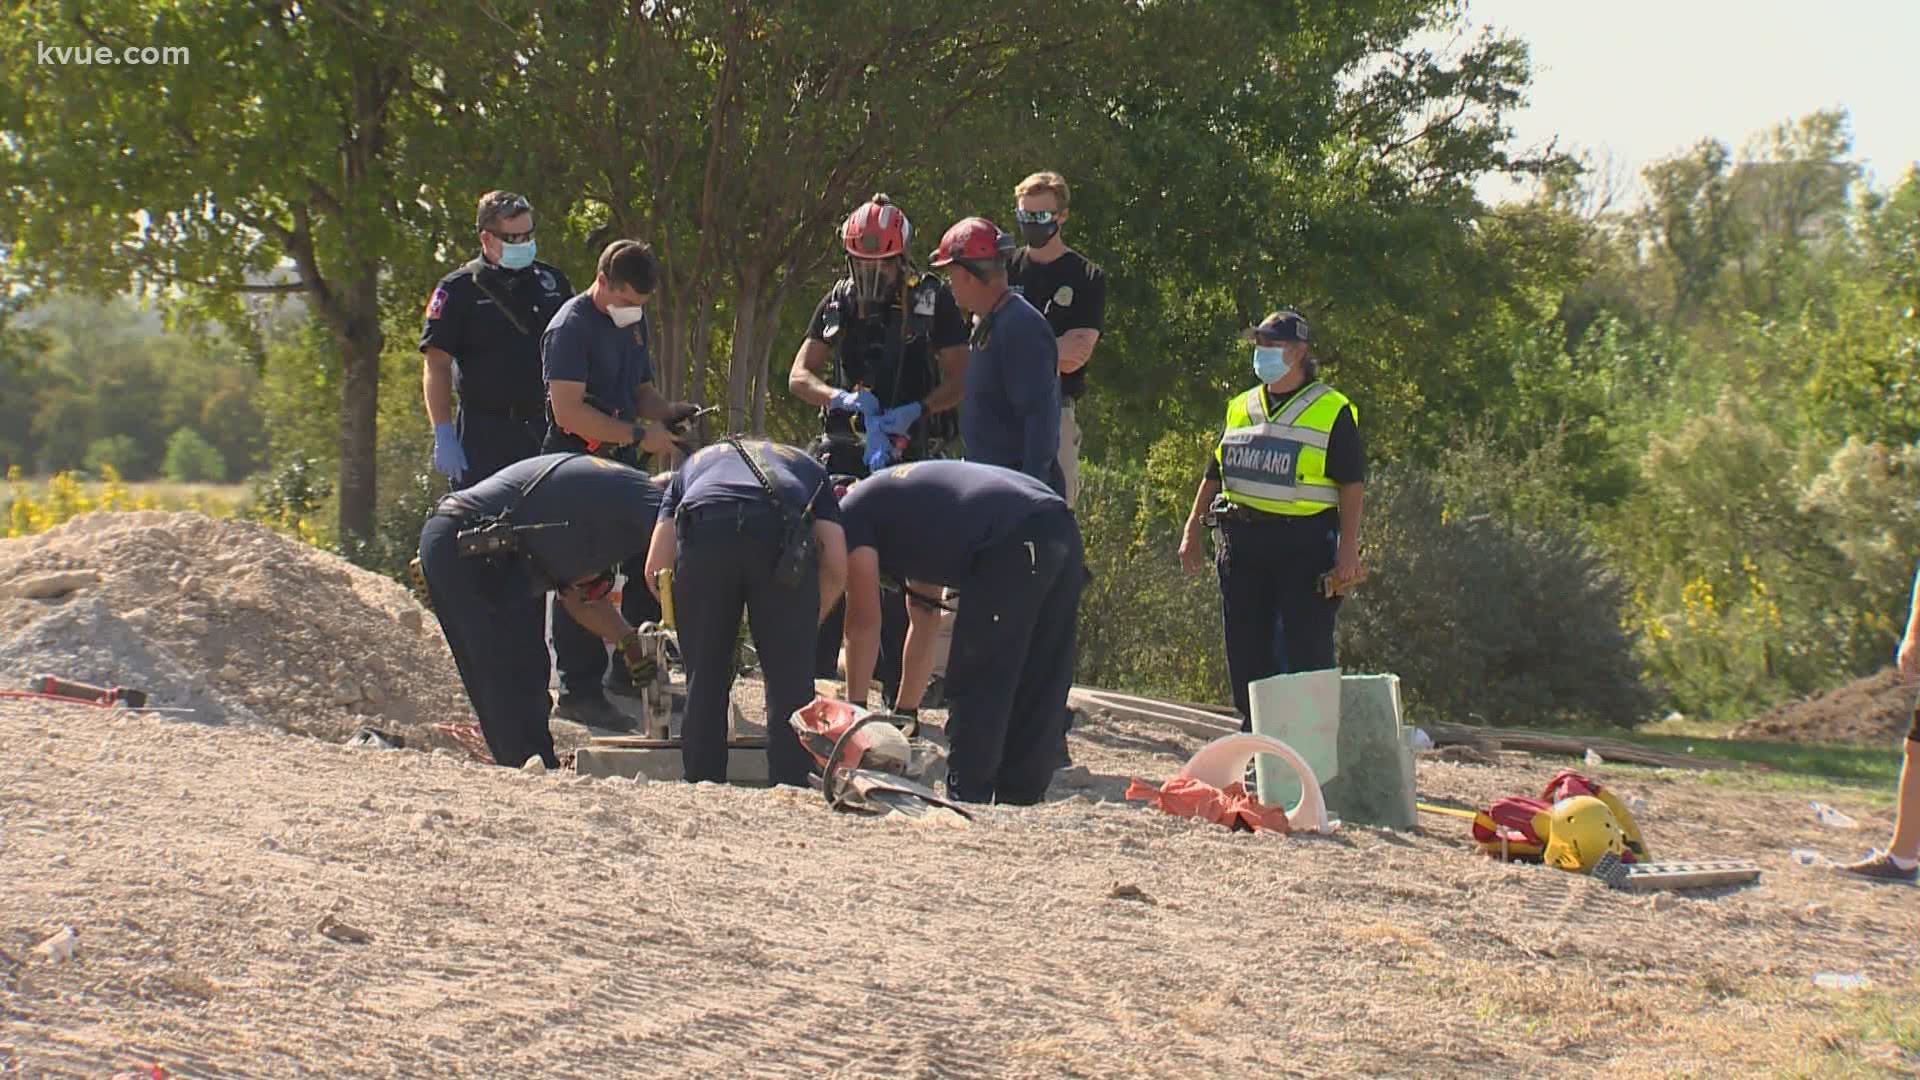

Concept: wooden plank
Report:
left=1423, top=722, right=1756, bottom=772
left=1068, top=687, right=1239, bottom=742
left=574, top=744, right=771, bottom=784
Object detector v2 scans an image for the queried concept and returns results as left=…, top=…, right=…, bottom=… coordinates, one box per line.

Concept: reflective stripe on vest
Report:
left=1214, top=381, right=1353, bottom=516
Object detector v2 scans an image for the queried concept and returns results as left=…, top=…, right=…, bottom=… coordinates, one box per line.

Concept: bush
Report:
left=83, top=434, right=141, bottom=478
left=1073, top=459, right=1228, bottom=704
left=1337, top=466, right=1658, bottom=729
left=162, top=427, right=227, bottom=483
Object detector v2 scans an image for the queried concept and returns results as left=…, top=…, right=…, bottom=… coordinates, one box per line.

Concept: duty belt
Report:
left=675, top=500, right=786, bottom=533
left=463, top=401, right=545, bottom=422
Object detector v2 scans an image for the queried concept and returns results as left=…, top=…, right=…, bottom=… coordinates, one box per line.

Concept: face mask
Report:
left=608, top=304, right=645, bottom=328
left=498, top=239, right=536, bottom=270
left=1253, top=345, right=1290, bottom=384
left=1018, top=221, right=1059, bottom=248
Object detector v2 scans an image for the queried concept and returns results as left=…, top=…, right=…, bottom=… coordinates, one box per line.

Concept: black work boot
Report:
left=554, top=693, right=639, bottom=734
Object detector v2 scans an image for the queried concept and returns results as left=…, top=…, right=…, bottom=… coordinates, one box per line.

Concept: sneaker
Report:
left=1836, top=850, right=1920, bottom=884
left=553, top=694, right=639, bottom=734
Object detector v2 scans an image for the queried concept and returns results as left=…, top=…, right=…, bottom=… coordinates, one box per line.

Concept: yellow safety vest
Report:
left=1214, top=380, right=1356, bottom=516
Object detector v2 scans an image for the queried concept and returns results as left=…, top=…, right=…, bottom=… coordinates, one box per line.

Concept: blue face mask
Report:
left=1253, top=345, right=1290, bottom=384
left=498, top=239, right=536, bottom=270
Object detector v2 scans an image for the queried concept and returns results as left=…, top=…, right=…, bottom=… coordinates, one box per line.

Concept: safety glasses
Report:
left=487, top=225, right=536, bottom=244
left=1013, top=209, right=1060, bottom=225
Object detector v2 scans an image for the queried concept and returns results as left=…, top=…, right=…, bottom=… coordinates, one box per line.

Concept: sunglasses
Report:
left=1013, top=209, right=1060, bottom=225
left=486, top=224, right=536, bottom=244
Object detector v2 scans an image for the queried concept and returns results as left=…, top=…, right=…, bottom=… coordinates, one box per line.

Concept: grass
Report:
left=7, top=477, right=251, bottom=504
left=1543, top=716, right=1905, bottom=806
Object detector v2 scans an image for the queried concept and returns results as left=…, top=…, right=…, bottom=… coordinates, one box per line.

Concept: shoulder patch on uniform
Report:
left=537, top=268, right=557, bottom=294
left=425, top=286, right=449, bottom=320
left=1053, top=285, right=1074, bottom=308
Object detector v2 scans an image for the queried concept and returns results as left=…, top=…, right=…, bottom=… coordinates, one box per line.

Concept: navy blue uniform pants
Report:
left=455, top=406, right=545, bottom=488
left=1215, top=511, right=1342, bottom=726
left=418, top=514, right=557, bottom=768
left=941, top=508, right=1085, bottom=805
left=673, top=505, right=819, bottom=787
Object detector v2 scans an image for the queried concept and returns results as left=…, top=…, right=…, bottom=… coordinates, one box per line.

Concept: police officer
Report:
left=1008, top=171, right=1107, bottom=509
left=420, top=190, right=573, bottom=487
left=840, top=460, right=1086, bottom=806
left=787, top=195, right=969, bottom=700
left=540, top=238, right=700, bottom=728
left=644, top=439, right=847, bottom=787
left=930, top=217, right=1064, bottom=496
left=1178, top=310, right=1367, bottom=726
left=417, top=453, right=668, bottom=767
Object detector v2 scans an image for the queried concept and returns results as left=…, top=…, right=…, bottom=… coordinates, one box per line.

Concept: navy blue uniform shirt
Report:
left=960, top=293, right=1061, bottom=489
left=439, top=453, right=661, bottom=592
left=419, top=260, right=573, bottom=414
left=542, top=293, right=653, bottom=434
left=837, top=460, right=1066, bottom=587
left=660, top=440, right=841, bottom=525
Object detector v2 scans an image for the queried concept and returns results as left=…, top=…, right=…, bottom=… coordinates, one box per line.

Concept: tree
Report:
left=1640, top=139, right=1743, bottom=324
left=0, top=1, right=500, bottom=546
left=162, top=427, right=225, bottom=482
left=509, top=0, right=1111, bottom=432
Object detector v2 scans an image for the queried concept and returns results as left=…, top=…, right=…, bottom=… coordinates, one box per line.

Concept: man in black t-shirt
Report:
left=839, top=461, right=1086, bottom=805
left=417, top=454, right=668, bottom=768
left=1007, top=171, right=1107, bottom=509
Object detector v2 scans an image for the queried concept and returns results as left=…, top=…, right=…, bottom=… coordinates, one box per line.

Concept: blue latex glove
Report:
left=864, top=425, right=896, bottom=472
left=431, top=422, right=467, bottom=482
left=873, top=401, right=923, bottom=437
left=829, top=388, right=880, bottom=416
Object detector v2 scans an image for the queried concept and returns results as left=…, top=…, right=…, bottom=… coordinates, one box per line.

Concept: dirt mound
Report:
left=1734, top=666, right=1915, bottom=745
left=0, top=511, right=472, bottom=746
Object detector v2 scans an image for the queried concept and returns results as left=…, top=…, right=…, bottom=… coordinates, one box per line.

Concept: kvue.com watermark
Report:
left=37, top=41, right=190, bottom=66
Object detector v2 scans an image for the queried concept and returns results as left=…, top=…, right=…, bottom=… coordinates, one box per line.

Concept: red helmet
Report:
left=929, top=217, right=1014, bottom=269
left=842, top=194, right=910, bottom=260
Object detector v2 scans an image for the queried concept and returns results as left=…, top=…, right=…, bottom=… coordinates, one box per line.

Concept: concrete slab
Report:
left=574, top=739, right=771, bottom=785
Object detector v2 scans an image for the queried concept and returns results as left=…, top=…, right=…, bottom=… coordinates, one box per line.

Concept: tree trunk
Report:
left=333, top=271, right=384, bottom=549
left=726, top=268, right=764, bottom=432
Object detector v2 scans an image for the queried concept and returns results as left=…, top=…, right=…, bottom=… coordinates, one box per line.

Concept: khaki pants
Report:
left=1058, top=399, right=1082, bottom=508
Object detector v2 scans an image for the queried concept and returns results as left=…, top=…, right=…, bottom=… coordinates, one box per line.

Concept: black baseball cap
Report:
left=1242, top=309, right=1310, bottom=344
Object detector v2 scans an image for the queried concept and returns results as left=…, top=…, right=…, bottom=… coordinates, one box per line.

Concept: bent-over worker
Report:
left=418, top=453, right=668, bottom=768
left=840, top=460, right=1085, bottom=805
left=645, top=439, right=847, bottom=787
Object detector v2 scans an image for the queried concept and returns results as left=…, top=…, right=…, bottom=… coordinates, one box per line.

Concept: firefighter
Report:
left=417, top=454, right=668, bottom=766
left=840, top=460, right=1086, bottom=805
left=644, top=439, right=847, bottom=787
left=787, top=194, right=969, bottom=704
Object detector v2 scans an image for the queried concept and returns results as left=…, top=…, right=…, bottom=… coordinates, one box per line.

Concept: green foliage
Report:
left=162, top=427, right=226, bottom=483
left=1073, top=460, right=1228, bottom=704
left=83, top=435, right=141, bottom=478
left=1338, top=466, right=1656, bottom=729
left=0, top=293, right=263, bottom=480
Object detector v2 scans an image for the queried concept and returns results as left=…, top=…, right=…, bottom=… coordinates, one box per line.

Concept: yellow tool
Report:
left=653, top=567, right=675, bottom=629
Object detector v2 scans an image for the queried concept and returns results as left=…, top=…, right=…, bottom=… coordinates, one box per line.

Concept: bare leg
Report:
left=1890, top=738, right=1920, bottom=861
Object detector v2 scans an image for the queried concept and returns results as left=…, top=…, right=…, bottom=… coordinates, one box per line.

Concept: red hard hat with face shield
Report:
left=842, top=195, right=910, bottom=308
left=929, top=217, right=1014, bottom=270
